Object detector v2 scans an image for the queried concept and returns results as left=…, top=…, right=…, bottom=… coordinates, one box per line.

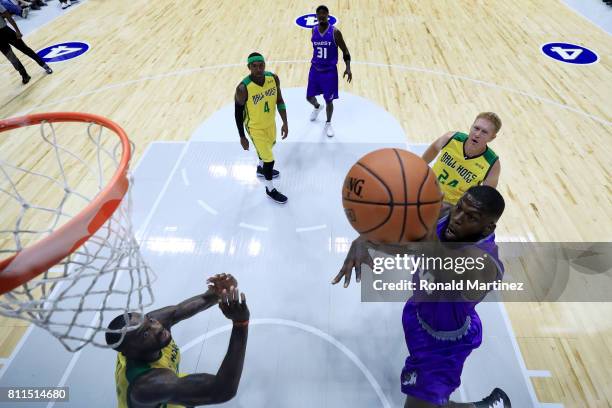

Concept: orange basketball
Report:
left=342, top=148, right=443, bottom=243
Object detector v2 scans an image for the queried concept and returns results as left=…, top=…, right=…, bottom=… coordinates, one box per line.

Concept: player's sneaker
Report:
left=324, top=122, right=334, bottom=137
left=256, top=166, right=280, bottom=179
left=475, top=388, right=511, bottom=408
left=43, top=64, right=53, bottom=74
left=310, top=105, right=323, bottom=121
left=266, top=187, right=287, bottom=204
left=61, top=1, right=69, bottom=9
left=21, top=7, right=29, bottom=18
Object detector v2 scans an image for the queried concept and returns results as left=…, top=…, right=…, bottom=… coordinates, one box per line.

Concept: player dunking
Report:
left=306, top=5, right=352, bottom=137
left=334, top=187, right=512, bottom=408
left=235, top=52, right=289, bottom=204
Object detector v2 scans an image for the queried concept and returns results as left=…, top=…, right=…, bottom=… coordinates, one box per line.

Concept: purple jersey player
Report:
left=306, top=5, right=352, bottom=138
left=333, top=186, right=512, bottom=408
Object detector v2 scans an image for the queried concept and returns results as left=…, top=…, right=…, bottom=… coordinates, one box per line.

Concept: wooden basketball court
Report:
left=1, top=1, right=610, bottom=407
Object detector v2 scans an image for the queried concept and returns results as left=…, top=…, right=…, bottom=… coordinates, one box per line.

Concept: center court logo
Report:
left=295, top=13, right=338, bottom=29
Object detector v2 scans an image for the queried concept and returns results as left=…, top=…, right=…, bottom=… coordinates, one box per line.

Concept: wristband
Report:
left=277, top=103, right=286, bottom=111
left=233, top=320, right=249, bottom=327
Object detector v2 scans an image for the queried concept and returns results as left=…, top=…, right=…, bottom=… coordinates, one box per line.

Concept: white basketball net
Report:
left=0, top=118, right=155, bottom=352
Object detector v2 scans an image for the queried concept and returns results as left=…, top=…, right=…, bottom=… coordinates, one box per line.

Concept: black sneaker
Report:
left=256, top=166, right=280, bottom=179
left=22, top=74, right=31, bottom=84
left=266, top=187, right=287, bottom=204
left=43, top=65, right=53, bottom=74
left=475, top=388, right=511, bottom=408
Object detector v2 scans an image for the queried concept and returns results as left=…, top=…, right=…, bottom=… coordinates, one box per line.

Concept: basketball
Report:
left=342, top=148, right=443, bottom=243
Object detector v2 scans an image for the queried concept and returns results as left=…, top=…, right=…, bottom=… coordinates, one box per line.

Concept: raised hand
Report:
left=219, top=288, right=250, bottom=323
left=207, top=273, right=238, bottom=296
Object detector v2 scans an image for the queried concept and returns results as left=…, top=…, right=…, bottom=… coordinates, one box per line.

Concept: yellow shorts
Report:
left=247, top=124, right=276, bottom=162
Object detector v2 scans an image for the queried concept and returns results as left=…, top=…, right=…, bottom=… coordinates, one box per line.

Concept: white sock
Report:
left=265, top=179, right=274, bottom=190
left=259, top=160, right=263, bottom=167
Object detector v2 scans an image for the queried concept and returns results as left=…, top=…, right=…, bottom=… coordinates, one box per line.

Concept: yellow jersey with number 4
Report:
left=432, top=132, right=498, bottom=204
left=243, top=71, right=277, bottom=130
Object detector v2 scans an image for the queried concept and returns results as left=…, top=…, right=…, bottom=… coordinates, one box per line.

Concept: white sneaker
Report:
left=310, top=105, right=323, bottom=121
left=21, top=7, right=29, bottom=18
left=324, top=122, right=334, bottom=138
left=61, top=1, right=68, bottom=8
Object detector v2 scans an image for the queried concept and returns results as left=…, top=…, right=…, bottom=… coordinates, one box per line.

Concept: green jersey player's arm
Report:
left=273, top=74, right=288, bottom=138
left=482, top=160, right=501, bottom=188
left=421, top=131, right=455, bottom=164
left=146, top=289, right=219, bottom=329
left=234, top=83, right=248, bottom=139
left=273, top=74, right=287, bottom=122
left=129, top=325, right=248, bottom=406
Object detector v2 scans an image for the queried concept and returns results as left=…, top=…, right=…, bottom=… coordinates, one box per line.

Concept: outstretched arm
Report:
left=421, top=131, right=454, bottom=164
left=131, top=289, right=250, bottom=406
left=274, top=74, right=288, bottom=139
left=332, top=227, right=438, bottom=288
left=148, top=274, right=237, bottom=328
left=334, top=28, right=352, bottom=83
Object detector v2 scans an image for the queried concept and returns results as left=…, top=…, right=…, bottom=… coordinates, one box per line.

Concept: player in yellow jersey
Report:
left=234, top=52, right=289, bottom=204
left=106, top=274, right=249, bottom=408
left=422, top=112, right=502, bottom=214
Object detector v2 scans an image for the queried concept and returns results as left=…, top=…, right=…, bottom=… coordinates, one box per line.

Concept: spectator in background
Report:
left=0, top=3, right=53, bottom=84
left=0, top=0, right=28, bottom=18
left=20, top=0, right=49, bottom=11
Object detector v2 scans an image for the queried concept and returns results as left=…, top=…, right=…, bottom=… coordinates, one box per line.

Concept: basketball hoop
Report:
left=0, top=112, right=155, bottom=352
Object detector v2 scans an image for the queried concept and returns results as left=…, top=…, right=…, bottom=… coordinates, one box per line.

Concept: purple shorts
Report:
left=400, top=300, right=482, bottom=405
left=306, top=65, right=338, bottom=102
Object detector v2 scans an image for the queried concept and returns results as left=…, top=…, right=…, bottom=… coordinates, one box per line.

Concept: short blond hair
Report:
left=475, top=112, right=502, bottom=134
